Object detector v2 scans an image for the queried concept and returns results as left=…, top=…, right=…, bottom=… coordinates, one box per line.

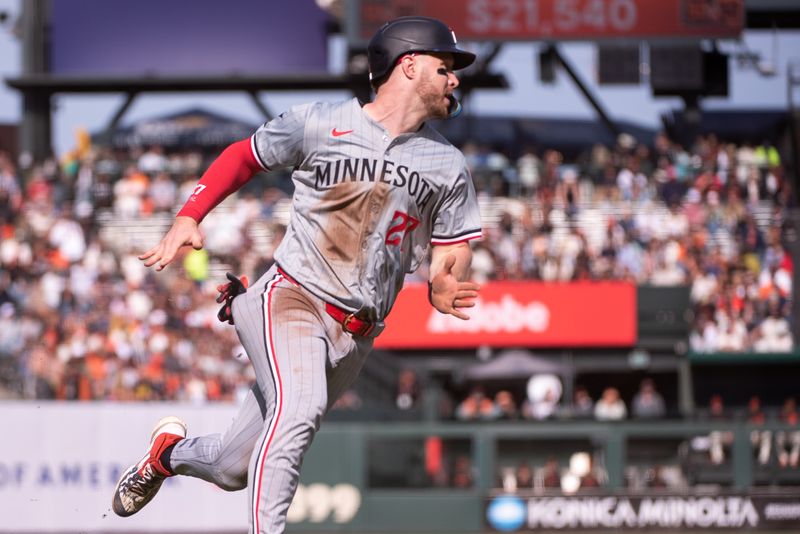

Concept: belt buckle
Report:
left=342, top=313, right=357, bottom=332
left=342, top=313, right=374, bottom=336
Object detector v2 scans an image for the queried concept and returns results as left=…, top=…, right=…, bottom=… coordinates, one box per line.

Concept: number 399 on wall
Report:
left=286, top=483, right=362, bottom=524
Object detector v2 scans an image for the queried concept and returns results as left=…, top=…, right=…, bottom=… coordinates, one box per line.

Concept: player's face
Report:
left=417, top=53, right=458, bottom=119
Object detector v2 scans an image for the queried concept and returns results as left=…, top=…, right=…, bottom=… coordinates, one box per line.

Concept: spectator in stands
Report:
left=514, top=461, right=534, bottom=490
left=576, top=453, right=602, bottom=490
left=541, top=457, right=562, bottom=489
left=493, top=212, right=522, bottom=279
left=748, top=395, right=772, bottom=466
left=716, top=310, right=749, bottom=352
left=451, top=455, right=474, bottom=488
left=498, top=466, right=516, bottom=492
left=632, top=378, right=666, bottom=419
left=395, top=369, right=420, bottom=410
left=647, top=465, right=669, bottom=489
left=522, top=374, right=562, bottom=421
left=423, top=436, right=448, bottom=487
left=493, top=390, right=520, bottom=420
left=689, top=308, right=719, bottom=352
left=776, top=397, right=800, bottom=469
left=704, top=394, right=733, bottom=465
left=659, top=173, right=686, bottom=207
left=664, top=202, right=689, bottom=238
left=469, top=241, right=496, bottom=284
left=616, top=156, right=636, bottom=201
left=752, top=299, right=794, bottom=353
left=516, top=147, right=541, bottom=197
left=759, top=248, right=792, bottom=301
left=754, top=141, right=781, bottom=171
left=557, top=167, right=580, bottom=218
left=649, top=240, right=687, bottom=286
left=570, top=386, right=594, bottom=419
left=0, top=152, right=22, bottom=217
left=594, top=387, right=627, bottom=421
left=0, top=302, right=23, bottom=357
left=48, top=203, right=86, bottom=264
left=137, top=145, right=168, bottom=174
left=149, top=172, right=177, bottom=213
left=456, top=386, right=497, bottom=421
left=579, top=471, right=601, bottom=490
left=113, top=165, right=149, bottom=217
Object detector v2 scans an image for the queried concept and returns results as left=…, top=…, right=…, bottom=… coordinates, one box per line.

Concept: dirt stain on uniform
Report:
left=270, top=282, right=357, bottom=367
left=315, top=181, right=391, bottom=264
left=270, top=285, right=317, bottom=341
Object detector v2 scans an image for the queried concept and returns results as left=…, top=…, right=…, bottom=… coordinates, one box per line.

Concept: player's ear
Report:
left=398, top=54, right=417, bottom=80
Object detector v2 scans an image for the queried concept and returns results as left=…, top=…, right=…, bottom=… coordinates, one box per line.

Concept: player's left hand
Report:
left=429, top=255, right=479, bottom=320
left=216, top=272, right=249, bottom=325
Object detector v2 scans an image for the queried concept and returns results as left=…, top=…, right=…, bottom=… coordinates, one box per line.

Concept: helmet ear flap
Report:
left=368, top=47, right=390, bottom=83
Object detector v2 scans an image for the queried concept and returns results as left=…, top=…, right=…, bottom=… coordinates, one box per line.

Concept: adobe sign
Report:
left=376, top=281, right=637, bottom=349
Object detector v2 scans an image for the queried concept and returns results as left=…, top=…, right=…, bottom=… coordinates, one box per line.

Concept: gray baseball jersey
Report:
left=163, top=98, right=482, bottom=534
left=252, top=97, right=482, bottom=321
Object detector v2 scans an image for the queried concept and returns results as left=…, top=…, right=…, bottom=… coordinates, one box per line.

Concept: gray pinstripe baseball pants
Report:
left=169, top=265, right=373, bottom=533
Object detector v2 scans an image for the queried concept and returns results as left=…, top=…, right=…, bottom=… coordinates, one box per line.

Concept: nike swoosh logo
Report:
left=331, top=128, right=353, bottom=137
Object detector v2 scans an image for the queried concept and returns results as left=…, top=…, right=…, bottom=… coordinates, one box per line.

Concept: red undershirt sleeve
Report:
left=176, top=138, right=263, bottom=222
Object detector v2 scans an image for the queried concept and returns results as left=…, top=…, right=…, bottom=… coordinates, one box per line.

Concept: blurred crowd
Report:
left=0, top=147, right=259, bottom=401
left=0, top=125, right=796, bottom=401
left=465, top=133, right=794, bottom=353
left=484, top=385, right=800, bottom=494
left=496, top=453, right=606, bottom=494
left=453, top=377, right=666, bottom=422
left=691, top=393, right=800, bottom=469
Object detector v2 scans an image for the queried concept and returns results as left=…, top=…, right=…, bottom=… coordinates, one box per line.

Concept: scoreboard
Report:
left=356, top=0, right=744, bottom=42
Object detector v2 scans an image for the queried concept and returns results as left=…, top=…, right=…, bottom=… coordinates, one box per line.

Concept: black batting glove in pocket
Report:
left=216, top=272, right=249, bottom=325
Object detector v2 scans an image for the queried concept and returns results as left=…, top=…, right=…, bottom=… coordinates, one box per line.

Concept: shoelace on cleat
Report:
left=125, top=464, right=162, bottom=498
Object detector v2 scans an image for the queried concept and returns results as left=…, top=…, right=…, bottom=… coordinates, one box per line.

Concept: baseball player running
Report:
left=112, top=16, right=482, bottom=534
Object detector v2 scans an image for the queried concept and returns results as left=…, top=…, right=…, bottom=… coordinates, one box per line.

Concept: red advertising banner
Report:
left=375, top=281, right=636, bottom=349
left=358, top=0, right=744, bottom=41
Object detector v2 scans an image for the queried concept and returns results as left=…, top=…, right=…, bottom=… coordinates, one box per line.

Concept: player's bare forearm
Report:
left=138, top=216, right=203, bottom=271
left=429, top=242, right=479, bottom=320
left=430, top=242, right=472, bottom=282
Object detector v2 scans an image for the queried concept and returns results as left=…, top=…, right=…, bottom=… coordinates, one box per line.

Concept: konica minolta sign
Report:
left=486, top=494, right=800, bottom=531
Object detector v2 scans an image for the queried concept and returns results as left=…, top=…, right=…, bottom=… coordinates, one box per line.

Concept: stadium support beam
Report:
left=746, top=0, right=800, bottom=28
left=790, top=210, right=800, bottom=346
left=6, top=72, right=506, bottom=155
left=677, top=359, right=694, bottom=416
left=473, top=43, right=503, bottom=74
left=89, top=92, right=140, bottom=148
left=105, top=92, right=139, bottom=133
left=19, top=0, right=51, bottom=162
left=548, top=45, right=622, bottom=141
left=788, top=61, right=800, bottom=207
left=248, top=92, right=274, bottom=122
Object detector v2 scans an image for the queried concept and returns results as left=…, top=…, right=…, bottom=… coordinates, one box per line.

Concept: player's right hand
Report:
left=138, top=216, right=203, bottom=271
left=216, top=272, right=249, bottom=325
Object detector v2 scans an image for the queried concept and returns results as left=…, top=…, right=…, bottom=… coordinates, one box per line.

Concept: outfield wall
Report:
left=2, top=402, right=799, bottom=532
